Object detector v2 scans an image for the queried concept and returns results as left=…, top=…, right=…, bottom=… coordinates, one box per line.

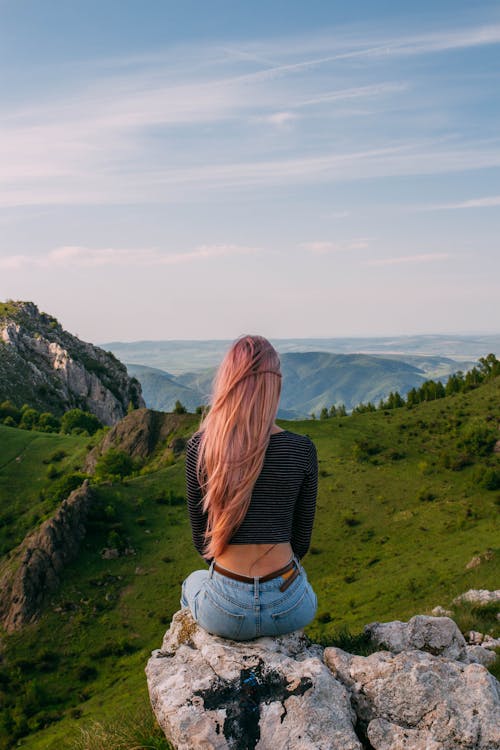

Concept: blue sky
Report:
left=1, top=1, right=499, bottom=342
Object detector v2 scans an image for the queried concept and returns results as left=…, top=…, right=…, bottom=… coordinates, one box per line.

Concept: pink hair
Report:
left=194, top=334, right=282, bottom=560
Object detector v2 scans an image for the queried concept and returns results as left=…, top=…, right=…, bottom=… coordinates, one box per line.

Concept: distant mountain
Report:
left=125, top=363, right=204, bottom=413
left=0, top=300, right=145, bottom=425
left=125, top=352, right=434, bottom=417
left=101, top=334, right=499, bottom=375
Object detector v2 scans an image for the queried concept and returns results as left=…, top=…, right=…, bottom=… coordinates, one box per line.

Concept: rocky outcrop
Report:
left=0, top=300, right=144, bottom=424
left=146, top=611, right=500, bottom=750
left=0, top=480, right=93, bottom=632
left=84, top=407, right=187, bottom=472
left=145, top=609, right=363, bottom=750
left=324, top=648, right=499, bottom=750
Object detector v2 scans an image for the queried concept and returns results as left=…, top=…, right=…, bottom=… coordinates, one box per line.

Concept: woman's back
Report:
left=185, top=426, right=318, bottom=575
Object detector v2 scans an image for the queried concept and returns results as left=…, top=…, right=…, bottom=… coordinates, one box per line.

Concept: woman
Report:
left=180, top=334, right=318, bottom=641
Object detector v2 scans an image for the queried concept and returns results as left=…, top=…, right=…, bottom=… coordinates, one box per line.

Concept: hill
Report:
left=128, top=352, right=436, bottom=417
left=0, top=300, right=144, bottom=425
left=0, top=376, right=498, bottom=749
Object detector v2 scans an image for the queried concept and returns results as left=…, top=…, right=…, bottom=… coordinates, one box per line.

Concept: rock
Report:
left=483, top=635, right=500, bottom=650
left=468, top=630, right=485, bottom=644
left=145, top=608, right=362, bottom=750
left=324, top=647, right=500, bottom=750
left=0, top=300, right=144, bottom=424
left=431, top=606, right=453, bottom=617
left=364, top=614, right=468, bottom=662
left=465, top=645, right=497, bottom=667
left=453, top=589, right=500, bottom=606
left=84, top=408, right=186, bottom=473
left=0, top=480, right=93, bottom=631
left=465, top=549, right=495, bottom=569
left=100, top=548, right=120, bottom=560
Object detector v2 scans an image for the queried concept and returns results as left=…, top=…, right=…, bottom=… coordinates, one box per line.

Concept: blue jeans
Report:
left=180, top=555, right=318, bottom=641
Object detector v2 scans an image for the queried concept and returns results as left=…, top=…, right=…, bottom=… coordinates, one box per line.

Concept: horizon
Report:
left=98, top=331, right=500, bottom=345
left=1, top=1, right=499, bottom=340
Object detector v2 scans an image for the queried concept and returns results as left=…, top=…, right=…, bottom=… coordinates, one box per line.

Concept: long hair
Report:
left=194, top=334, right=282, bottom=560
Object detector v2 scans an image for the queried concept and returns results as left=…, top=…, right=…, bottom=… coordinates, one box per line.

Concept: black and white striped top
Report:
left=185, top=429, right=318, bottom=563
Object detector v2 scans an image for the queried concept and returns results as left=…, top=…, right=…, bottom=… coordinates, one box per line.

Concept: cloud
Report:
left=265, top=112, right=298, bottom=126
left=300, top=239, right=370, bottom=254
left=0, top=244, right=259, bottom=270
left=422, top=195, right=500, bottom=211
left=366, top=253, right=450, bottom=266
left=1, top=19, right=500, bottom=209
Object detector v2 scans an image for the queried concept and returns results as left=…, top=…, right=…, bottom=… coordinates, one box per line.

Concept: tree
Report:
left=19, top=408, right=39, bottom=430
left=61, top=409, right=102, bottom=436
left=173, top=400, right=187, bottom=414
left=38, top=412, right=61, bottom=433
left=320, top=407, right=329, bottom=419
left=94, top=449, right=134, bottom=482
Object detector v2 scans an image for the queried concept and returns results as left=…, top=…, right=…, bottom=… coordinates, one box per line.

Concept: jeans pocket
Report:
left=196, top=585, right=245, bottom=640
left=270, top=586, right=315, bottom=636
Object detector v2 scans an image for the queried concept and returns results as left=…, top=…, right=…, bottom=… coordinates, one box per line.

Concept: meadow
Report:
left=0, top=376, right=498, bottom=749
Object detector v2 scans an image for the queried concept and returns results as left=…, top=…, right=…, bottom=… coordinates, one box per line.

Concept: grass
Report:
left=0, top=380, right=499, bottom=749
left=64, top=699, right=172, bottom=750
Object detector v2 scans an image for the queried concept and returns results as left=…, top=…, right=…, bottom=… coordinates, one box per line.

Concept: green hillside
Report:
left=0, top=377, right=498, bottom=749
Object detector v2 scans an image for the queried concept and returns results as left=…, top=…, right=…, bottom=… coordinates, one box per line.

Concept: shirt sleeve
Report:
left=290, top=439, right=318, bottom=560
left=185, top=434, right=213, bottom=564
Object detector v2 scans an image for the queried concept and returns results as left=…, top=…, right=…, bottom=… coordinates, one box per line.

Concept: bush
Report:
left=173, top=400, right=187, bottom=414
left=38, top=412, right=61, bottom=432
left=47, top=473, right=88, bottom=502
left=94, top=449, right=134, bottom=482
left=460, top=418, right=498, bottom=457
left=61, top=409, right=103, bottom=436
left=19, top=407, right=39, bottom=430
left=480, top=468, right=500, bottom=491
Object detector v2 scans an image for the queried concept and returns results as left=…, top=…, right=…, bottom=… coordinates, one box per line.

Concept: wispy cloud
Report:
left=300, top=239, right=370, bottom=254
left=1, top=19, right=500, bottom=210
left=366, top=253, right=450, bottom=266
left=0, top=244, right=259, bottom=270
left=419, top=195, right=500, bottom=211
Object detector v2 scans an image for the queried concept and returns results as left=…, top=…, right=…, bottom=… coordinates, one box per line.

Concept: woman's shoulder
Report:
left=270, top=429, right=315, bottom=451
left=186, top=429, right=204, bottom=451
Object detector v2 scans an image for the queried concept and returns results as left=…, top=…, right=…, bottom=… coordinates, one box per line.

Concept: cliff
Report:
left=0, top=300, right=145, bottom=425
left=0, top=480, right=93, bottom=632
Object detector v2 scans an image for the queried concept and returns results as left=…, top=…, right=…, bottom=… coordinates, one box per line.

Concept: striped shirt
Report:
left=185, top=429, right=318, bottom=563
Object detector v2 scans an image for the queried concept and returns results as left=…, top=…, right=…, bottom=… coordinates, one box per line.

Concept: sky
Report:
left=0, top=0, right=499, bottom=343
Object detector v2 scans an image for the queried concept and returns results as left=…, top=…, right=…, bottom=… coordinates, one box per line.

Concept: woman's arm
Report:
left=185, top=434, right=213, bottom=563
left=290, top=439, right=318, bottom=560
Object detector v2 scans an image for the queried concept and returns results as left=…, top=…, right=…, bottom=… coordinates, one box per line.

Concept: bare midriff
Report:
left=215, top=541, right=293, bottom=577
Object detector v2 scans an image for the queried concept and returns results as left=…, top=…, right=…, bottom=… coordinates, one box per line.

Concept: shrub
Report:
left=19, top=407, right=39, bottom=430
left=94, top=449, right=134, bottom=482
left=38, top=412, right=61, bottom=432
left=47, top=473, right=87, bottom=502
left=173, top=400, right=187, bottom=414
left=61, top=409, right=103, bottom=436
left=481, top=468, right=500, bottom=491
left=460, top=418, right=498, bottom=456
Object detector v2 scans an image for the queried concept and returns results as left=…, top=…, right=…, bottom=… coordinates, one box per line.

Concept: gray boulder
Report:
left=145, top=608, right=362, bottom=750
left=364, top=614, right=468, bottom=661
left=324, top=646, right=500, bottom=750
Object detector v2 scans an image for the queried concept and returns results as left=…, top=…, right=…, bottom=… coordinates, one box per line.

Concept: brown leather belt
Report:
left=213, top=558, right=300, bottom=592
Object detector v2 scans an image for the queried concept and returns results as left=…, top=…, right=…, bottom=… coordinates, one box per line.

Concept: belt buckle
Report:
left=278, top=561, right=299, bottom=592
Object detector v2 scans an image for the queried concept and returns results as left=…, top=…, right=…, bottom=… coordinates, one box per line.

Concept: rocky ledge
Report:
left=0, top=480, right=93, bottom=632
left=145, top=609, right=500, bottom=750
